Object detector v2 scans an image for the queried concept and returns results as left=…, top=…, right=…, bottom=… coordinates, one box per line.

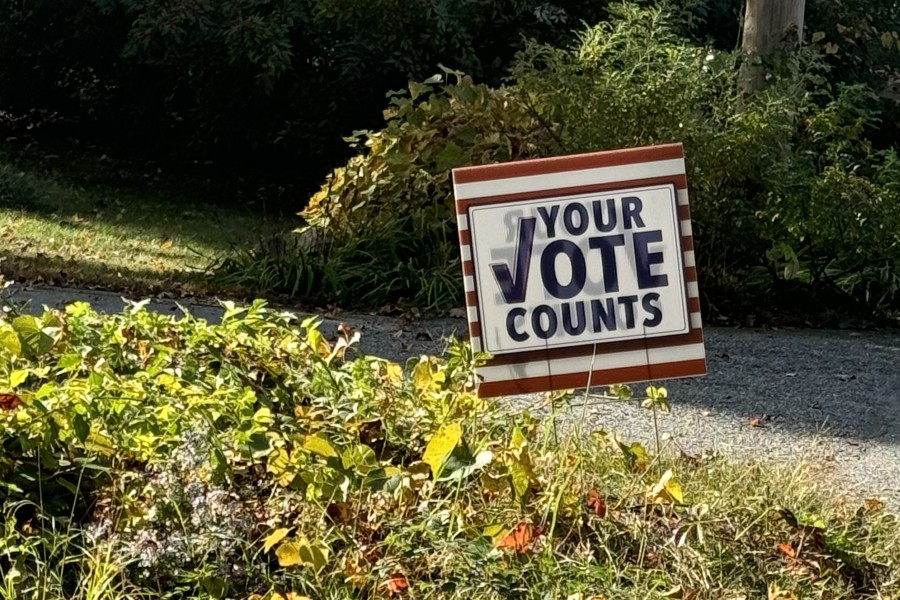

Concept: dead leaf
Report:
left=865, top=498, right=885, bottom=512
left=160, top=238, right=174, bottom=250
left=448, top=307, right=466, bottom=318
left=497, top=522, right=536, bottom=553
left=778, top=542, right=796, bottom=558
left=0, top=393, right=23, bottom=411
left=586, top=489, right=607, bottom=517
left=386, top=572, right=409, bottom=595
left=326, top=502, right=354, bottom=524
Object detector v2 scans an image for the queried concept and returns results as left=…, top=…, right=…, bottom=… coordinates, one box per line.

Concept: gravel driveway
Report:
left=8, top=284, right=900, bottom=508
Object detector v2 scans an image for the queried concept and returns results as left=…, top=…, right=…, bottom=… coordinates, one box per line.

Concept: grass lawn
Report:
left=0, top=151, right=287, bottom=295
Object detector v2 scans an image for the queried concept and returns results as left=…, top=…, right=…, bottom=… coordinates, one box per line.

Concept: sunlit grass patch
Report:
left=0, top=154, right=285, bottom=294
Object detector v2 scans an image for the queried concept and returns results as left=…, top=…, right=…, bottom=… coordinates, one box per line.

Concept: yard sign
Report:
left=452, top=143, right=706, bottom=397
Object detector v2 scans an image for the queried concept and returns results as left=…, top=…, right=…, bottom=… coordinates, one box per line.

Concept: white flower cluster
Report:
left=90, top=427, right=268, bottom=586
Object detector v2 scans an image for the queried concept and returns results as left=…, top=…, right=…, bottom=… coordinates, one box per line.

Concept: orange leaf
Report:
left=586, top=489, right=607, bottom=517
left=497, top=522, right=535, bottom=553
left=749, top=418, right=761, bottom=428
left=778, top=542, right=796, bottom=558
left=386, top=573, right=409, bottom=595
left=864, top=498, right=885, bottom=512
left=0, top=393, right=22, bottom=411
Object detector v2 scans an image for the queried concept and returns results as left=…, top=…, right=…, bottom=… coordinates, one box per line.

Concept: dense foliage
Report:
left=213, top=72, right=556, bottom=309
left=0, top=0, right=608, bottom=196
left=3, top=0, right=898, bottom=201
left=1, top=292, right=898, bottom=598
left=218, top=4, right=900, bottom=322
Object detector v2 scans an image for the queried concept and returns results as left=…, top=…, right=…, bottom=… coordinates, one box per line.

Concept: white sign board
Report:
left=469, top=184, right=688, bottom=354
left=453, top=144, right=706, bottom=397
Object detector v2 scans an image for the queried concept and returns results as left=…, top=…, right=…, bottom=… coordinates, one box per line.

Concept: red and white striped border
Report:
left=452, top=143, right=706, bottom=397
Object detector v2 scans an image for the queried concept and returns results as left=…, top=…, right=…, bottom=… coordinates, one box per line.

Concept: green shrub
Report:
left=246, top=2, right=900, bottom=322
left=214, top=72, right=558, bottom=310
left=0, top=0, right=610, bottom=198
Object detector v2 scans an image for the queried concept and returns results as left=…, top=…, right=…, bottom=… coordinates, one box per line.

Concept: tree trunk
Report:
left=740, top=0, right=805, bottom=95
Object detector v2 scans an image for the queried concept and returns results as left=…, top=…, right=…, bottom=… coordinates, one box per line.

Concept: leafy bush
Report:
left=214, top=72, right=558, bottom=310
left=235, top=3, right=900, bottom=322
left=0, top=292, right=898, bottom=598
left=513, top=3, right=900, bottom=321
left=0, top=0, right=609, bottom=198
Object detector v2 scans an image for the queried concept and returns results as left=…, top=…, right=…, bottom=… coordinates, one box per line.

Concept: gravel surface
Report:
left=8, top=284, right=900, bottom=508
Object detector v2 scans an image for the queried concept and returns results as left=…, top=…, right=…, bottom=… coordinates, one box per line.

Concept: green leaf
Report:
left=200, top=576, right=226, bottom=599
left=511, top=427, right=526, bottom=450
left=0, top=324, right=22, bottom=357
left=363, top=465, right=403, bottom=492
left=263, top=528, right=291, bottom=553
left=248, top=432, right=271, bottom=459
left=72, top=413, right=90, bottom=443
left=296, top=538, right=330, bottom=572
left=435, top=140, right=467, bottom=171
left=422, top=422, right=462, bottom=478
left=12, top=315, right=57, bottom=357
left=444, top=449, right=493, bottom=481
left=618, top=440, right=650, bottom=472
left=510, top=459, right=532, bottom=501
left=341, top=444, right=378, bottom=473
left=304, top=435, right=339, bottom=459
left=9, top=369, right=28, bottom=389
left=57, top=353, right=82, bottom=371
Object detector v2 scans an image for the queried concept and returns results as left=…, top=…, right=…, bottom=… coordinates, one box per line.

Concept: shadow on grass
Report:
left=0, top=252, right=214, bottom=295
left=0, top=158, right=291, bottom=251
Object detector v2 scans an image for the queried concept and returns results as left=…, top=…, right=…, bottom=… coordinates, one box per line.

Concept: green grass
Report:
left=0, top=152, right=287, bottom=295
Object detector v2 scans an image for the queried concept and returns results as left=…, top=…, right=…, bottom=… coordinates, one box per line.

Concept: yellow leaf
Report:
left=160, top=238, right=174, bottom=250
left=649, top=469, right=684, bottom=504
left=9, top=369, right=28, bottom=389
left=263, top=528, right=291, bottom=553
left=275, top=541, right=301, bottom=567
left=482, top=524, right=505, bottom=541
left=812, top=31, right=826, bottom=44
left=83, top=429, right=116, bottom=456
left=881, top=31, right=895, bottom=48
left=824, top=42, right=839, bottom=54
left=304, top=434, right=339, bottom=458
left=412, top=357, right=445, bottom=391
left=253, top=407, right=274, bottom=426
left=384, top=362, right=403, bottom=386
left=267, top=448, right=296, bottom=487
left=422, top=422, right=462, bottom=478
